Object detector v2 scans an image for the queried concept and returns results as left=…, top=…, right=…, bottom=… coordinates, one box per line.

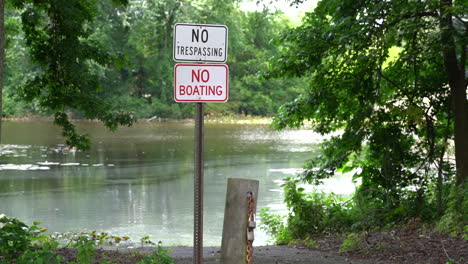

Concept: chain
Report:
left=246, top=192, right=255, bottom=264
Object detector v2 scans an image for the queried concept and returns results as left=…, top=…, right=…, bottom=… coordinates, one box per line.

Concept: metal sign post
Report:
left=193, top=102, right=204, bottom=264
left=173, top=23, right=228, bottom=264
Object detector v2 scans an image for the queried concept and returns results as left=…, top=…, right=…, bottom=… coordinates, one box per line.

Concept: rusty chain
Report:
left=246, top=192, right=255, bottom=264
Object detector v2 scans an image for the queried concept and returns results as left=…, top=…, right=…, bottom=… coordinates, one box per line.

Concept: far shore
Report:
left=2, top=115, right=275, bottom=125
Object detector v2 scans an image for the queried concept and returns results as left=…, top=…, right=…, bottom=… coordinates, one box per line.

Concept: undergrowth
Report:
left=259, top=177, right=468, bottom=247
left=0, top=215, right=173, bottom=264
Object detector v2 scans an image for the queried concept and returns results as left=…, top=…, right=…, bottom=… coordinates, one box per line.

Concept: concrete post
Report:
left=220, top=178, right=259, bottom=264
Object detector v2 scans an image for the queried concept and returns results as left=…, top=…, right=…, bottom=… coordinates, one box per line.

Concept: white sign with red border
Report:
left=174, top=64, right=229, bottom=103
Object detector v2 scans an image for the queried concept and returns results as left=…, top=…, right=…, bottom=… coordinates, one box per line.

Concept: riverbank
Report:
left=163, top=246, right=371, bottom=264
left=143, top=227, right=467, bottom=264
left=57, top=245, right=373, bottom=264
left=52, top=226, right=467, bottom=264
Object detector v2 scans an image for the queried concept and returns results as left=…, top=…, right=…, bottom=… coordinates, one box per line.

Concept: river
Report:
left=0, top=120, right=355, bottom=246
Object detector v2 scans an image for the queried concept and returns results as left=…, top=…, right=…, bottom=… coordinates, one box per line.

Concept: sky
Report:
left=240, top=0, right=318, bottom=25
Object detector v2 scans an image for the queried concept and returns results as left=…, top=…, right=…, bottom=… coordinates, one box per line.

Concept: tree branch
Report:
left=377, top=70, right=400, bottom=90
left=385, top=12, right=439, bottom=28
left=461, top=24, right=467, bottom=84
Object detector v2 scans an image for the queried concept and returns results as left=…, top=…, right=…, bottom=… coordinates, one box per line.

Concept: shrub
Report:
left=259, top=208, right=292, bottom=245
left=282, top=178, right=356, bottom=236
left=339, top=233, right=363, bottom=253
left=0, top=215, right=32, bottom=260
left=138, top=244, right=174, bottom=264
left=0, top=215, right=176, bottom=264
left=17, top=241, right=62, bottom=264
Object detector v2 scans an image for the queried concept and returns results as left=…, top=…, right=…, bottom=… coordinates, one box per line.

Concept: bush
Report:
left=282, top=178, right=356, bottom=236
left=70, top=235, right=96, bottom=264
left=17, top=241, right=62, bottom=264
left=260, top=178, right=358, bottom=244
left=262, top=173, right=467, bottom=246
left=0, top=215, right=175, bottom=264
left=259, top=208, right=292, bottom=245
left=339, top=233, right=363, bottom=253
left=138, top=244, right=174, bottom=264
left=0, top=215, right=31, bottom=260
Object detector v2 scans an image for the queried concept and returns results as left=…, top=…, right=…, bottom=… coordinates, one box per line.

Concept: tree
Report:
left=270, top=0, right=467, bottom=219
left=440, top=0, right=467, bottom=192
left=3, top=0, right=306, bottom=122
left=7, top=0, right=135, bottom=149
left=0, top=0, right=4, bottom=143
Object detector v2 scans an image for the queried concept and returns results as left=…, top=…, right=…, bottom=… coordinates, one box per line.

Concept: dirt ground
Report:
left=57, top=246, right=373, bottom=264
left=164, top=246, right=372, bottom=264
left=56, top=227, right=467, bottom=264
left=296, top=227, right=467, bottom=264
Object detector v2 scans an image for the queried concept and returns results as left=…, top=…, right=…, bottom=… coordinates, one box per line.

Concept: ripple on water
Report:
left=0, top=164, right=50, bottom=171
left=0, top=144, right=31, bottom=156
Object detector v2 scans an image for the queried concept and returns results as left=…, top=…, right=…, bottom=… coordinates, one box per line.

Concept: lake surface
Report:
left=0, top=120, right=355, bottom=246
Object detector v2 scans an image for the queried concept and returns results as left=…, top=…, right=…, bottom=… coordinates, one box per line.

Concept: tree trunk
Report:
left=0, top=0, right=4, bottom=143
left=440, top=0, right=468, bottom=211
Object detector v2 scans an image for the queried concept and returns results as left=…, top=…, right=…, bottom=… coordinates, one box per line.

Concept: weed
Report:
left=69, top=235, right=96, bottom=264
left=138, top=244, right=174, bottom=264
left=339, top=233, right=362, bottom=253
left=303, top=237, right=317, bottom=249
left=140, top=236, right=156, bottom=247
left=17, top=241, right=63, bottom=264
left=259, top=208, right=292, bottom=245
left=0, top=215, right=175, bottom=264
left=0, top=215, right=31, bottom=259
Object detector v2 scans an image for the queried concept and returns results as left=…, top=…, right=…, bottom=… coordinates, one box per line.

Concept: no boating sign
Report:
left=174, top=64, right=229, bottom=102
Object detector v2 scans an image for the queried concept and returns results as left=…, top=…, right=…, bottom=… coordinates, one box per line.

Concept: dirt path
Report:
left=57, top=228, right=466, bottom=263
left=161, top=246, right=375, bottom=264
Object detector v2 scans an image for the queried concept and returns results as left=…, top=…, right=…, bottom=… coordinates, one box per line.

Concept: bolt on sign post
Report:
left=173, top=23, right=229, bottom=264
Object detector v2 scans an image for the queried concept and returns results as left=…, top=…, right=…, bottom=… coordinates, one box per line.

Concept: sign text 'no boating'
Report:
left=174, top=64, right=229, bottom=102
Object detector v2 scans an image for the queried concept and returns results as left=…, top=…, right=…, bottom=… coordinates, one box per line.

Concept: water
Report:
left=0, top=120, right=356, bottom=246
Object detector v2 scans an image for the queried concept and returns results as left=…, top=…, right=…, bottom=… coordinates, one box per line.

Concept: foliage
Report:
left=0, top=214, right=31, bottom=259
left=282, top=178, right=356, bottom=236
left=261, top=175, right=468, bottom=245
left=339, top=233, right=363, bottom=253
left=140, top=235, right=156, bottom=248
left=138, top=244, right=174, bottom=264
left=69, top=235, right=96, bottom=264
left=302, top=236, right=317, bottom=249
left=0, top=216, right=62, bottom=263
left=51, top=230, right=131, bottom=249
left=266, top=0, right=467, bottom=239
left=260, top=177, right=359, bottom=244
left=17, top=241, right=62, bottom=264
left=259, top=208, right=291, bottom=245
left=0, top=215, right=175, bottom=264
left=436, top=184, right=468, bottom=237
left=3, top=0, right=307, bottom=137
left=4, top=0, right=135, bottom=149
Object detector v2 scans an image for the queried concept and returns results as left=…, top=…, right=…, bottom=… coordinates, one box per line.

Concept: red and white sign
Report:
left=174, top=64, right=229, bottom=102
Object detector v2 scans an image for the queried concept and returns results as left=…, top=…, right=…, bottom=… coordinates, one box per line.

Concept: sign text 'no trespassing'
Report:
left=173, top=23, right=228, bottom=63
